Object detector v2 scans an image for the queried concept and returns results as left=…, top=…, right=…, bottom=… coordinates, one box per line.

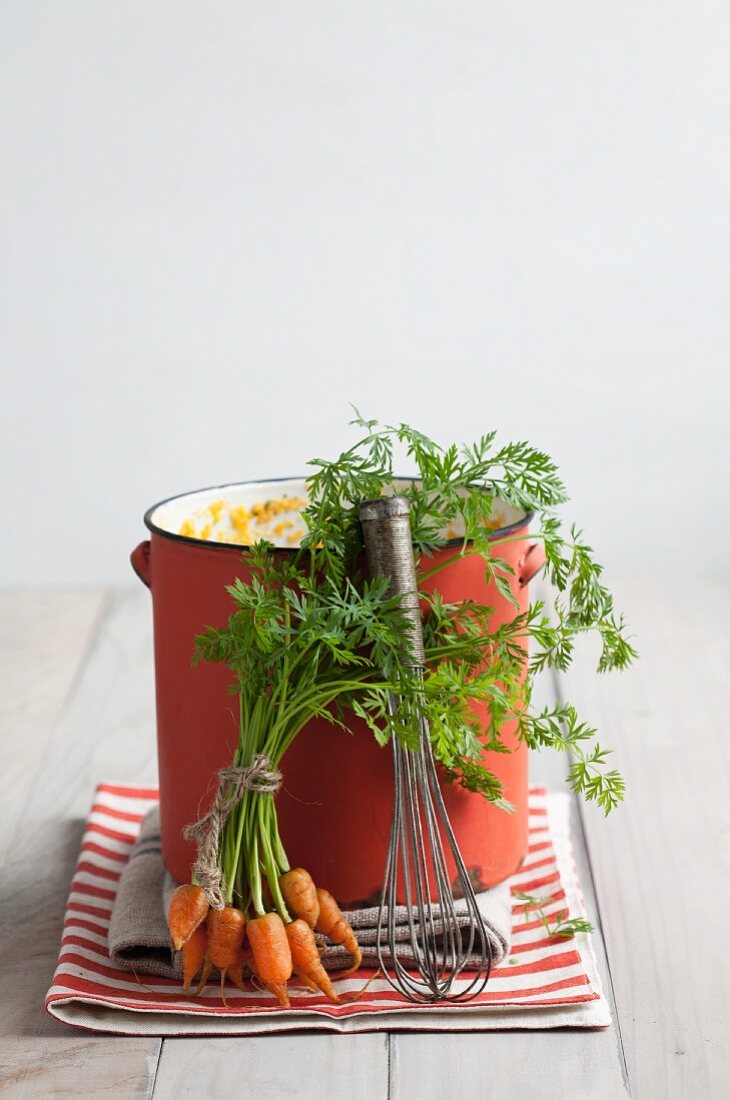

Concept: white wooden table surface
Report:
left=1, top=582, right=728, bottom=1099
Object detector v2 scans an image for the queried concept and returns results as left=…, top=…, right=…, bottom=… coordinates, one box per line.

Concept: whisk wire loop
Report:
left=360, top=496, right=493, bottom=1003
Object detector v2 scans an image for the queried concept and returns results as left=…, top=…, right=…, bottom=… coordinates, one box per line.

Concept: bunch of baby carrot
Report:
left=168, top=867, right=361, bottom=1006
left=177, top=534, right=410, bottom=1006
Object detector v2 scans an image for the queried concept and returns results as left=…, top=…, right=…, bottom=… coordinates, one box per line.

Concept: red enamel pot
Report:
left=132, top=478, right=544, bottom=906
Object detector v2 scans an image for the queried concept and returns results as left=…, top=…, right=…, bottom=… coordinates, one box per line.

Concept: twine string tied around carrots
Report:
left=184, top=755, right=282, bottom=909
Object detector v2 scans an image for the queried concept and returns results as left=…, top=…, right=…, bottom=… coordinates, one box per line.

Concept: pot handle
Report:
left=130, top=540, right=152, bottom=588
left=517, top=541, right=546, bottom=588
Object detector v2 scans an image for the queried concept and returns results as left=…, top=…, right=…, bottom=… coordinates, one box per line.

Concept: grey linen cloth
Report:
left=109, top=806, right=511, bottom=979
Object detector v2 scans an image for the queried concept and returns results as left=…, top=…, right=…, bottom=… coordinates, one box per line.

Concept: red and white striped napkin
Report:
left=46, top=785, right=610, bottom=1034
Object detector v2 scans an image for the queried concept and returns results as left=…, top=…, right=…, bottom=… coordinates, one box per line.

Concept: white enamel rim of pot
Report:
left=144, top=477, right=533, bottom=551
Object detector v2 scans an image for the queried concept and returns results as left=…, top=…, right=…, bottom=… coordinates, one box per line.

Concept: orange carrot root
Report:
left=206, top=907, right=246, bottom=967
left=264, top=981, right=290, bottom=1008
left=131, top=966, right=164, bottom=996
left=314, top=888, right=362, bottom=976
left=219, top=969, right=230, bottom=1007
left=182, top=922, right=208, bottom=992
left=168, top=884, right=209, bottom=952
left=226, top=962, right=249, bottom=993
left=286, top=919, right=339, bottom=1003
left=339, top=969, right=382, bottom=1004
left=279, top=868, right=320, bottom=927
left=194, top=958, right=213, bottom=996
left=294, top=974, right=319, bottom=993
left=247, top=912, right=293, bottom=1007
left=205, top=906, right=246, bottom=999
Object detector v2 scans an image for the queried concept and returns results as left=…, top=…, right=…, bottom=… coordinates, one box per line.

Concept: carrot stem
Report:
left=227, top=787, right=248, bottom=904
left=272, top=811, right=290, bottom=874
left=258, top=797, right=291, bottom=922
left=249, top=818, right=265, bottom=917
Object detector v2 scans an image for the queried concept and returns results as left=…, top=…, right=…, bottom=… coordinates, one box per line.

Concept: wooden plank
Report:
left=393, top=1029, right=623, bottom=1100
left=153, top=1034, right=389, bottom=1100
left=0, top=1037, right=162, bottom=1100
left=0, top=589, right=162, bottom=1098
left=0, top=588, right=106, bottom=859
left=559, top=581, right=730, bottom=1099
left=392, top=662, right=628, bottom=1099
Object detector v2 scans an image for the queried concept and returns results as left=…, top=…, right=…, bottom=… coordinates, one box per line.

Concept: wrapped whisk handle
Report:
left=358, top=496, right=425, bottom=667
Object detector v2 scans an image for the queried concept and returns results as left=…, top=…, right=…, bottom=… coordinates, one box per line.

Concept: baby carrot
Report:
left=285, top=918, right=338, bottom=1002
left=314, top=888, right=362, bottom=976
left=206, top=907, right=246, bottom=999
left=279, top=868, right=320, bottom=927
left=168, top=884, right=209, bottom=951
left=247, top=912, right=293, bottom=1007
left=181, top=922, right=208, bottom=992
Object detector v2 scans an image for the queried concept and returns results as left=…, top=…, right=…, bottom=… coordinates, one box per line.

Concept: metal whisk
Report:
left=359, top=496, right=492, bottom=1003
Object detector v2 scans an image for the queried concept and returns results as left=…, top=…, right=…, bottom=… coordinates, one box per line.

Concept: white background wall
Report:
left=1, top=2, right=728, bottom=586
